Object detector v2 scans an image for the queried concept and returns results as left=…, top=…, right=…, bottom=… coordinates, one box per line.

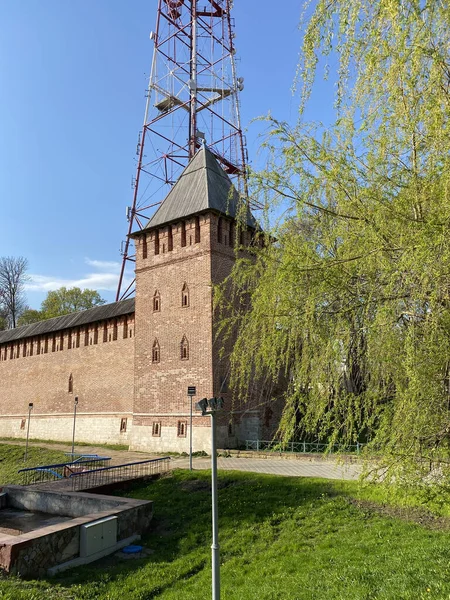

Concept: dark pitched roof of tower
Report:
left=0, top=298, right=135, bottom=344
left=139, top=146, right=256, bottom=231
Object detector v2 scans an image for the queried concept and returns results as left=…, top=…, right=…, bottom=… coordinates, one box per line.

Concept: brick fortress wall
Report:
left=0, top=148, right=282, bottom=453
left=210, top=220, right=284, bottom=446
left=131, top=212, right=237, bottom=452
left=0, top=314, right=135, bottom=445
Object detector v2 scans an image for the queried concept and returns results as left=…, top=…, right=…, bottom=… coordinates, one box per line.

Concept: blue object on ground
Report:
left=122, top=545, right=143, bottom=554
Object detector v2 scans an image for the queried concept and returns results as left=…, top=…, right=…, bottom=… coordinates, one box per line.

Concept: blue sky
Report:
left=0, top=0, right=332, bottom=309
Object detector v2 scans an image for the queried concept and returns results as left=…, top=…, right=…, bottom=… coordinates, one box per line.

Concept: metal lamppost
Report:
left=187, top=386, right=196, bottom=471
left=196, top=397, right=225, bottom=600
left=71, top=396, right=79, bottom=459
left=24, top=402, right=33, bottom=462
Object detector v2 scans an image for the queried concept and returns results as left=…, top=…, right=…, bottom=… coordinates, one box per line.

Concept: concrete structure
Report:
left=0, top=485, right=152, bottom=577
left=0, top=148, right=281, bottom=452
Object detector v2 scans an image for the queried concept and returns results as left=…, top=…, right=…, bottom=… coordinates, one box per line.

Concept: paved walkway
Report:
left=1, top=440, right=361, bottom=481
left=172, top=456, right=361, bottom=480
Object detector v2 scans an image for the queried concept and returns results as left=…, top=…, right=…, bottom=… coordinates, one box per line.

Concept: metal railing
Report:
left=69, top=456, right=171, bottom=491
left=245, top=440, right=364, bottom=454
left=18, top=456, right=111, bottom=486
left=64, top=453, right=108, bottom=460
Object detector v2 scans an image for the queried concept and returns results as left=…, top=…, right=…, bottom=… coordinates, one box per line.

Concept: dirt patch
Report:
left=180, top=480, right=211, bottom=493
left=180, top=478, right=251, bottom=493
left=349, top=498, right=450, bottom=531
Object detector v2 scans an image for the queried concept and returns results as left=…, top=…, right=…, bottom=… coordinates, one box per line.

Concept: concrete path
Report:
left=172, top=456, right=361, bottom=480
left=1, top=440, right=361, bottom=481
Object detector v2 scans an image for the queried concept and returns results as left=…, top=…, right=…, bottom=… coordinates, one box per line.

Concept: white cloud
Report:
left=84, top=258, right=121, bottom=272
left=25, top=258, right=132, bottom=293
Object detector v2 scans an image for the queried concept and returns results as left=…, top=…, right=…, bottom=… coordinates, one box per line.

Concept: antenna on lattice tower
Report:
left=116, top=0, right=251, bottom=301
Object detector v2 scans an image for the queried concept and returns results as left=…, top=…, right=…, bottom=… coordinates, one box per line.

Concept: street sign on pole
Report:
left=24, top=402, right=33, bottom=462
left=195, top=398, right=225, bottom=600
left=187, top=387, right=196, bottom=471
left=71, top=396, right=79, bottom=459
left=210, top=408, right=220, bottom=600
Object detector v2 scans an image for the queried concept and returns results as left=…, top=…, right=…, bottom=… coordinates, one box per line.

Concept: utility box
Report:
left=80, top=516, right=118, bottom=558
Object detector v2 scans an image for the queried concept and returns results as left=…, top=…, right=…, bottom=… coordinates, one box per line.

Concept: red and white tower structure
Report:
left=117, top=0, right=248, bottom=300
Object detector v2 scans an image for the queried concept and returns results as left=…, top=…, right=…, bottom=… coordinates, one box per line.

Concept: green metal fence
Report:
left=245, top=440, right=363, bottom=453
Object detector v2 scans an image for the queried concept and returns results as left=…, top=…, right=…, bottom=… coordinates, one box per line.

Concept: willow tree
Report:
left=217, top=0, right=450, bottom=486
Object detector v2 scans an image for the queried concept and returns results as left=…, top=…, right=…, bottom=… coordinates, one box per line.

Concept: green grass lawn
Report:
left=0, top=437, right=129, bottom=452
left=0, top=444, right=68, bottom=485
left=0, top=465, right=449, bottom=599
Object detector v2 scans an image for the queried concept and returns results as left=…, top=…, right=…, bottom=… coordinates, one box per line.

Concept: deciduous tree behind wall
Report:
left=16, top=309, right=43, bottom=326
left=0, top=256, right=29, bottom=328
left=40, top=287, right=106, bottom=318
left=218, top=0, right=450, bottom=488
left=17, top=287, right=107, bottom=325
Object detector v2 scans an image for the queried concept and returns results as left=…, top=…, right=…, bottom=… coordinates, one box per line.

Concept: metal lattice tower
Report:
left=117, top=0, right=249, bottom=300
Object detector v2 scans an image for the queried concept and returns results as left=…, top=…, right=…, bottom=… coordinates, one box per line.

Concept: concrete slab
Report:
left=0, top=486, right=153, bottom=578
left=0, top=508, right=71, bottom=535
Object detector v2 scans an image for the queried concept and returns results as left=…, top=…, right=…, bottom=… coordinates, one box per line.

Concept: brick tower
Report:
left=130, top=146, right=255, bottom=452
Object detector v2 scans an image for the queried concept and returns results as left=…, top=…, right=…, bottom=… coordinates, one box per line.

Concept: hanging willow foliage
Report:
left=216, top=0, right=450, bottom=486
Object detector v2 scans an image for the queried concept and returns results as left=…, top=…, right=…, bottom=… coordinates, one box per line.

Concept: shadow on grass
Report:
left=52, top=469, right=341, bottom=589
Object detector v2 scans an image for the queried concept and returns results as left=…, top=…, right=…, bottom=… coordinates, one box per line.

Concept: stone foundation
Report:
left=0, top=414, right=131, bottom=445
left=130, top=422, right=231, bottom=453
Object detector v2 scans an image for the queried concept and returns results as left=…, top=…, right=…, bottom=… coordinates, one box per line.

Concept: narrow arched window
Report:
left=68, top=374, right=73, bottom=394
left=142, top=236, right=148, bottom=259
left=181, top=221, right=186, bottom=247
left=153, top=290, right=161, bottom=312
left=180, top=335, right=189, bottom=360
left=195, top=216, right=200, bottom=243
left=230, top=222, right=235, bottom=247
left=217, top=217, right=223, bottom=243
left=152, top=339, right=160, bottom=363
left=181, top=283, right=189, bottom=308
left=168, top=226, right=173, bottom=251
left=154, top=230, right=160, bottom=255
